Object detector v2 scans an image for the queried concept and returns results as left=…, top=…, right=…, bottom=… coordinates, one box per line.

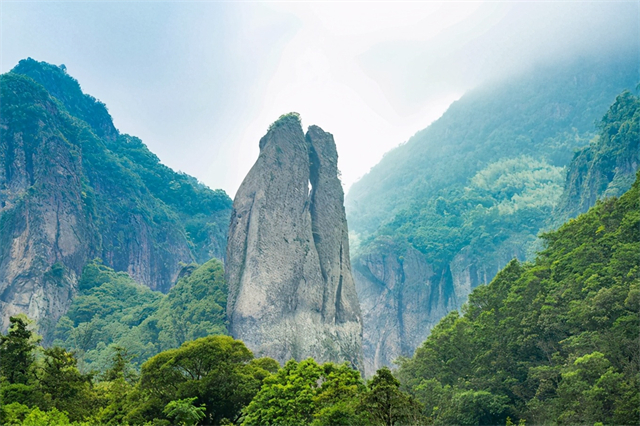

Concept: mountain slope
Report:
left=0, top=59, right=231, bottom=333
left=397, top=171, right=640, bottom=425
left=347, top=57, right=638, bottom=235
left=347, top=56, right=639, bottom=376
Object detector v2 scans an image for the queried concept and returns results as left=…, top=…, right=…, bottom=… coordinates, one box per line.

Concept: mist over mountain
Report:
left=346, top=55, right=639, bottom=375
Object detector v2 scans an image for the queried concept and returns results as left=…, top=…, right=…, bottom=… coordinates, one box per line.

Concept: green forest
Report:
left=347, top=57, right=638, bottom=271
left=52, top=258, right=228, bottom=371
left=397, top=171, right=639, bottom=425
left=1, top=317, right=424, bottom=425
left=364, top=90, right=639, bottom=270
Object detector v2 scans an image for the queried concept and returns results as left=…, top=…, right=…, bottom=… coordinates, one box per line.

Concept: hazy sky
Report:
left=2, top=1, right=638, bottom=196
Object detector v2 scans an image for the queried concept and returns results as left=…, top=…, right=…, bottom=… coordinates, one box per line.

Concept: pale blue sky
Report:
left=2, top=1, right=638, bottom=196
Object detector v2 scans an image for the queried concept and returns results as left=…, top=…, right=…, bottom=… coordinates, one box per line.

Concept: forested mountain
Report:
left=0, top=59, right=231, bottom=334
left=0, top=54, right=638, bottom=425
left=347, top=57, right=637, bottom=236
left=397, top=170, right=640, bottom=425
left=347, top=56, right=639, bottom=376
left=1, top=151, right=636, bottom=426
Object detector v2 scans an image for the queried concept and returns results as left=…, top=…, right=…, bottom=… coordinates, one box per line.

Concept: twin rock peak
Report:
left=225, top=113, right=364, bottom=372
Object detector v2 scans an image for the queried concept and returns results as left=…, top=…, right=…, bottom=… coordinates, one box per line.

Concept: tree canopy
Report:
left=397, top=171, right=640, bottom=425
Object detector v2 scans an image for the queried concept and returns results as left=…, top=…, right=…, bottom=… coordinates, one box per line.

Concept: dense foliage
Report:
left=244, top=360, right=421, bottom=426
left=1, top=319, right=424, bottom=426
left=53, top=259, right=228, bottom=372
left=0, top=320, right=281, bottom=425
left=347, top=57, right=638, bottom=275
left=396, top=172, right=640, bottom=425
left=367, top=155, right=564, bottom=267
left=347, top=57, right=637, bottom=236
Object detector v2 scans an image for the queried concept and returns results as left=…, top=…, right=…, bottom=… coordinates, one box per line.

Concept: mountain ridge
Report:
left=0, top=59, right=231, bottom=333
left=346, top=56, right=639, bottom=376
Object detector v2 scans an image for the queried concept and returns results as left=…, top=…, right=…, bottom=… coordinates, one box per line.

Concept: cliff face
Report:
left=354, top=91, right=639, bottom=377
left=353, top=239, right=524, bottom=376
left=554, top=91, right=639, bottom=222
left=226, top=115, right=363, bottom=371
left=0, top=59, right=231, bottom=332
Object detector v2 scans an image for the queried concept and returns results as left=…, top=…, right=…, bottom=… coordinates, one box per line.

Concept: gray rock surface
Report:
left=0, top=61, right=231, bottom=334
left=226, top=115, right=363, bottom=371
left=0, top=78, right=193, bottom=333
left=353, top=238, right=524, bottom=377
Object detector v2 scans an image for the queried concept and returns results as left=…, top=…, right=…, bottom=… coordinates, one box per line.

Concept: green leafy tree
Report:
left=132, top=335, right=274, bottom=425
left=0, top=402, right=72, bottom=426
left=312, top=363, right=367, bottom=426
left=102, top=346, right=137, bottom=383
left=360, top=367, right=422, bottom=426
left=243, top=359, right=321, bottom=426
left=93, top=346, right=140, bottom=425
left=0, top=316, right=42, bottom=410
left=37, top=346, right=94, bottom=421
left=163, top=398, right=206, bottom=426
left=243, top=359, right=369, bottom=426
left=0, top=316, right=37, bottom=384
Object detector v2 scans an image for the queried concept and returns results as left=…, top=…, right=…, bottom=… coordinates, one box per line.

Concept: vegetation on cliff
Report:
left=52, top=258, right=228, bottom=371
left=347, top=57, right=637, bottom=236
left=554, top=90, right=640, bottom=222
left=348, top=59, right=638, bottom=267
left=396, top=172, right=640, bottom=425
left=0, top=59, right=232, bottom=334
left=348, top=58, right=639, bottom=376
left=14, top=57, right=235, bottom=262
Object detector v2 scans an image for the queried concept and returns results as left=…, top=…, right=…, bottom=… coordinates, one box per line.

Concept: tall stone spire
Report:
left=225, top=114, right=363, bottom=371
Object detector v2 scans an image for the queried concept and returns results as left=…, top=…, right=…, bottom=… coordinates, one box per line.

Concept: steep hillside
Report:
left=554, top=90, right=639, bottom=222
left=397, top=171, right=640, bottom=425
left=347, top=57, right=639, bottom=375
left=0, top=59, right=231, bottom=333
left=347, top=57, right=637, bottom=235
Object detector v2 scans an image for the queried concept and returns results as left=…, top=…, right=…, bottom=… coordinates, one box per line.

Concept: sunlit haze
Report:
left=2, top=1, right=638, bottom=196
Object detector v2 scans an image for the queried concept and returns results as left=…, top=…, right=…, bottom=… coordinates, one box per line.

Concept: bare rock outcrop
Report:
left=353, top=238, right=526, bottom=376
left=226, top=114, right=363, bottom=371
left=0, top=59, right=231, bottom=334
